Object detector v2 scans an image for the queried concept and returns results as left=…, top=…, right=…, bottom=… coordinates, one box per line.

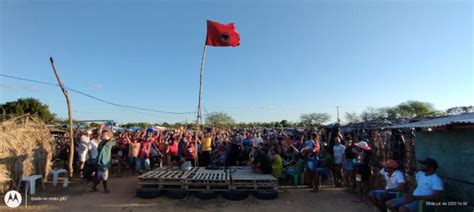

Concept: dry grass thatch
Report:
left=0, top=114, right=53, bottom=193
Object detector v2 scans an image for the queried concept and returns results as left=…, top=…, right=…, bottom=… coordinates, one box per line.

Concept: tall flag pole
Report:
left=196, top=45, right=207, bottom=129
left=196, top=20, right=240, bottom=130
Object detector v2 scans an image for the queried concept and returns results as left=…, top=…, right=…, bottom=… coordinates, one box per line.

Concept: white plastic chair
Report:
left=18, top=175, right=45, bottom=195
left=50, top=169, right=69, bottom=187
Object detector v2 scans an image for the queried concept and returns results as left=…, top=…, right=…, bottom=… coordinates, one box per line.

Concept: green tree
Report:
left=280, top=120, right=291, bottom=127
left=0, top=98, right=56, bottom=122
left=345, top=112, right=361, bottom=123
left=446, top=106, right=473, bottom=115
left=299, top=113, right=331, bottom=126
left=122, top=122, right=151, bottom=128
left=205, top=112, right=235, bottom=128
left=395, top=100, right=442, bottom=118
left=361, top=107, right=387, bottom=121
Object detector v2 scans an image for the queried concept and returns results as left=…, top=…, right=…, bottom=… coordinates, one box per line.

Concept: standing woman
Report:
left=138, top=134, right=152, bottom=173
left=167, top=132, right=180, bottom=168
left=353, top=141, right=372, bottom=202
left=343, top=136, right=357, bottom=193
left=303, top=132, right=320, bottom=192
left=185, top=133, right=197, bottom=165
left=200, top=132, right=213, bottom=167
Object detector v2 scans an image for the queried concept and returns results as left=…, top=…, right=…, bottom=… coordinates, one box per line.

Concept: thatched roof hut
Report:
left=0, top=114, right=53, bottom=193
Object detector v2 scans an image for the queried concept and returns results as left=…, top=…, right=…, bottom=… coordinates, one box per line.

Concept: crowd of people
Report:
left=70, top=124, right=443, bottom=211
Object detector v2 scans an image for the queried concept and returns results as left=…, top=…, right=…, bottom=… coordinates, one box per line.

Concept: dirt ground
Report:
left=1, top=174, right=374, bottom=212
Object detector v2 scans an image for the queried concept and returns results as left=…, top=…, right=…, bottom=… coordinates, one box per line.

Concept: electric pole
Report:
left=337, top=106, right=340, bottom=123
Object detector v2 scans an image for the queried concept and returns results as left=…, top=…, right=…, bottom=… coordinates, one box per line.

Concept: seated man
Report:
left=386, top=158, right=443, bottom=212
left=369, top=159, right=406, bottom=211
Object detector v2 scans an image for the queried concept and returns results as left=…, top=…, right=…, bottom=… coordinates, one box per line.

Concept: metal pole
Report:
left=196, top=45, right=207, bottom=129
left=195, top=45, right=207, bottom=167
left=50, top=57, right=75, bottom=178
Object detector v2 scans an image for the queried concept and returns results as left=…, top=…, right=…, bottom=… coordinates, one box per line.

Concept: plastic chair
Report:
left=18, top=175, right=45, bottom=195
left=284, top=160, right=305, bottom=187
left=417, top=190, right=445, bottom=212
left=50, top=169, right=69, bottom=187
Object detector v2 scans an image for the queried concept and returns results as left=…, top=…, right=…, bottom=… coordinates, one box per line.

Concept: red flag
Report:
left=206, top=20, right=240, bottom=47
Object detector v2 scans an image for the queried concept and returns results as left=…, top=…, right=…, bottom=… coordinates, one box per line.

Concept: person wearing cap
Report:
left=386, top=158, right=443, bottom=212
left=369, top=159, right=406, bottom=211
left=353, top=140, right=373, bottom=203
left=91, top=125, right=116, bottom=193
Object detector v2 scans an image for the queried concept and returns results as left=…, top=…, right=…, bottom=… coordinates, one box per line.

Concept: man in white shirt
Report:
left=369, top=159, right=406, bottom=211
left=386, top=158, right=443, bottom=212
left=332, top=137, right=345, bottom=187
left=78, top=128, right=92, bottom=177
left=254, top=132, right=264, bottom=147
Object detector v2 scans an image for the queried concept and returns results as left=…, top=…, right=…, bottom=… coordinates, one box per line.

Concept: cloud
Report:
left=257, top=106, right=293, bottom=110
left=0, top=83, right=39, bottom=92
left=21, top=86, right=40, bottom=93
left=87, top=83, right=104, bottom=89
left=0, top=83, right=16, bottom=89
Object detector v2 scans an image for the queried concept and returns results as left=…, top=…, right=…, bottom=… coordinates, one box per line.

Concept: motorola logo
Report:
left=4, top=190, right=22, bottom=208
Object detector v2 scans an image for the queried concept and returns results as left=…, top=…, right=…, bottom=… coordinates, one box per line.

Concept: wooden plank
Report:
left=181, top=167, right=198, bottom=180
left=139, top=171, right=153, bottom=178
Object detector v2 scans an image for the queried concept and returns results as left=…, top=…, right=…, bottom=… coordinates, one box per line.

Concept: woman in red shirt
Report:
left=139, top=138, right=152, bottom=165
left=167, top=136, right=179, bottom=168
left=185, top=134, right=197, bottom=165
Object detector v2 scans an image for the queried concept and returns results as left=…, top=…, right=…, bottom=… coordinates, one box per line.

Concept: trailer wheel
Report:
left=165, top=190, right=188, bottom=199
left=253, top=191, right=278, bottom=200
left=222, top=190, right=249, bottom=201
left=136, top=186, right=163, bottom=199
left=194, top=191, right=218, bottom=200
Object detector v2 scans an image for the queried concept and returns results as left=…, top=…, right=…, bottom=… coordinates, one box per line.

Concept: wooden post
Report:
left=50, top=57, right=75, bottom=178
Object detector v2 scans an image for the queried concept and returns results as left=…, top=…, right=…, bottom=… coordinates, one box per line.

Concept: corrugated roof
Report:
left=388, top=113, right=474, bottom=129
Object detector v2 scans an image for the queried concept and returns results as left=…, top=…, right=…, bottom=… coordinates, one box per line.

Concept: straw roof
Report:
left=0, top=114, right=53, bottom=193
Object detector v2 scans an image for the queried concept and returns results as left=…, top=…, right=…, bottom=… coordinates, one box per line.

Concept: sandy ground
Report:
left=1, top=174, right=374, bottom=212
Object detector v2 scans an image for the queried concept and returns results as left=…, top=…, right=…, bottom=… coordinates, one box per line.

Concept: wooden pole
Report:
left=195, top=45, right=208, bottom=167
left=50, top=57, right=75, bottom=178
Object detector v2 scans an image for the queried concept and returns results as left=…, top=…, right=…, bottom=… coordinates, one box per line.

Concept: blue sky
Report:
left=1, top=0, right=473, bottom=124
